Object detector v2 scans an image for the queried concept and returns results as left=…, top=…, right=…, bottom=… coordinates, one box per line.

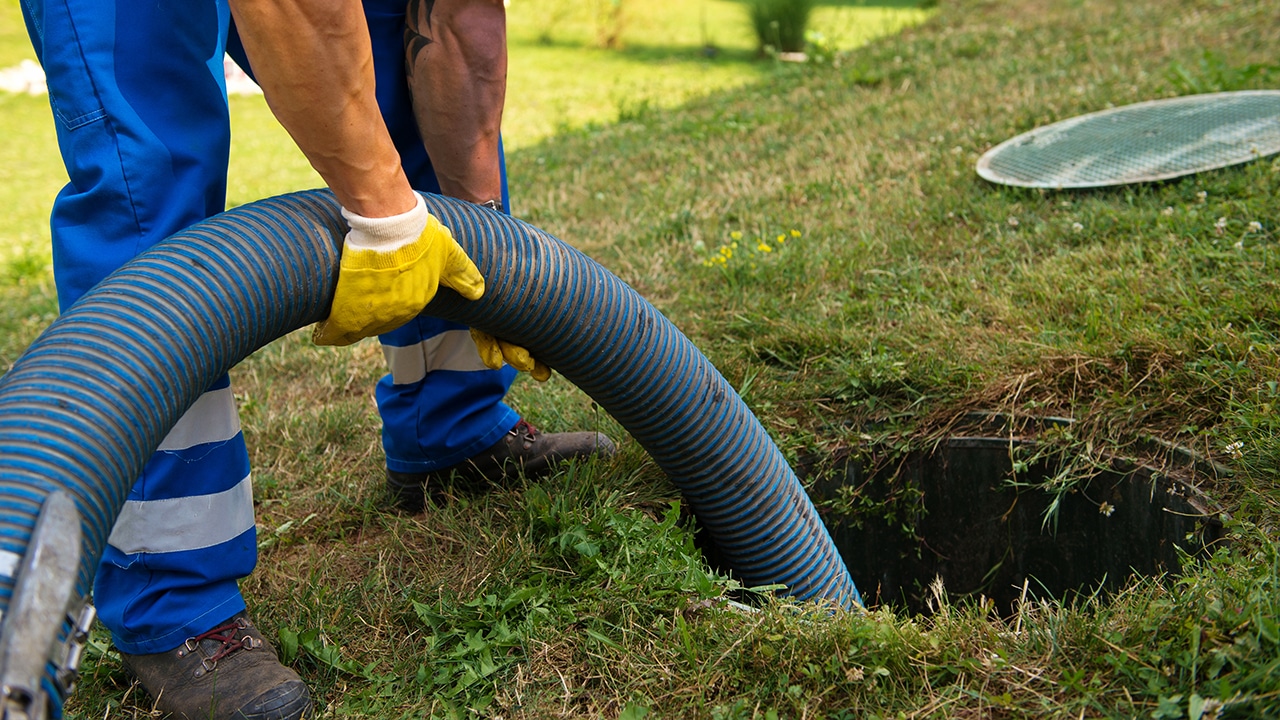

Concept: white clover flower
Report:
left=1072, top=222, right=1084, bottom=232
left=1225, top=440, right=1244, bottom=459
left=1007, top=216, right=1019, bottom=227
left=1248, top=221, right=1263, bottom=233
left=1162, top=207, right=1175, bottom=216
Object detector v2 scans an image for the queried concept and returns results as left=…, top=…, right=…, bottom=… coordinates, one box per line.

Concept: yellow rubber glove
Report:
left=471, top=329, right=552, bottom=382
left=314, top=195, right=484, bottom=346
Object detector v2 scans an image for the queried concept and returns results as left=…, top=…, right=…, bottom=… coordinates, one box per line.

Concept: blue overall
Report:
left=21, top=0, right=518, bottom=654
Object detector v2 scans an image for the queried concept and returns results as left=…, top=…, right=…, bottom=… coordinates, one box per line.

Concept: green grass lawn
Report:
left=500, top=0, right=933, bottom=150
left=4, top=0, right=1280, bottom=718
left=0, top=1, right=931, bottom=359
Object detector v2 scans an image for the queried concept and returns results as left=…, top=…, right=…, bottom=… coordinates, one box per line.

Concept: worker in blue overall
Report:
left=20, top=0, right=614, bottom=717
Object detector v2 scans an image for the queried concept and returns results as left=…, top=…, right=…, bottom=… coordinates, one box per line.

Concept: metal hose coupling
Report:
left=0, top=491, right=95, bottom=720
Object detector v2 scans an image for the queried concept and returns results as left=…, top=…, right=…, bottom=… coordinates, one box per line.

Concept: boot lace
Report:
left=182, top=618, right=261, bottom=672
left=511, top=419, right=539, bottom=441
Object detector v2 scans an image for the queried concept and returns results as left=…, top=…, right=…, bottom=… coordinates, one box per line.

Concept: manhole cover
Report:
left=977, top=90, right=1280, bottom=188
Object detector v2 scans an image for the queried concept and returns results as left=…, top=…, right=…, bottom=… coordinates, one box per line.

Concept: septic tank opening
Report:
left=699, top=417, right=1228, bottom=617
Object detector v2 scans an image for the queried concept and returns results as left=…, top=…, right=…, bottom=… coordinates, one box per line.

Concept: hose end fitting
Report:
left=0, top=491, right=92, bottom=720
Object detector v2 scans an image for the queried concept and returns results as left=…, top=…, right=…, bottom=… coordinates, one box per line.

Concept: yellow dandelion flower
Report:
left=758, top=243, right=773, bottom=253
left=790, top=229, right=801, bottom=238
left=776, top=234, right=785, bottom=243
left=730, top=231, right=743, bottom=240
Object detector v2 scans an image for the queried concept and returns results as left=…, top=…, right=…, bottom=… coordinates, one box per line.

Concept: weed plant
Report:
left=2, top=0, right=1280, bottom=717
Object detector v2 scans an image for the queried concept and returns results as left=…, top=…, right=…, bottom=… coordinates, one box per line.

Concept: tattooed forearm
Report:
left=404, top=0, right=436, bottom=72
left=400, top=0, right=508, bottom=203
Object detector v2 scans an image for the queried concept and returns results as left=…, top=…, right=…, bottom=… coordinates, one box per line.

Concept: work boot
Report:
left=387, top=419, right=616, bottom=512
left=120, top=614, right=313, bottom=720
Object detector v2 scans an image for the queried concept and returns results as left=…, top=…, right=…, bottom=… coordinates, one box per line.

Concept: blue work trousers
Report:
left=21, top=0, right=516, bottom=654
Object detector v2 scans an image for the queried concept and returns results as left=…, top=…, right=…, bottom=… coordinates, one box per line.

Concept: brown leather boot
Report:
left=120, top=614, right=313, bottom=720
left=387, top=419, right=616, bottom=512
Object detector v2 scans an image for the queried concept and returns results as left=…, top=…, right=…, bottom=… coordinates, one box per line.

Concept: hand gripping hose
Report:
left=0, top=190, right=860, bottom=716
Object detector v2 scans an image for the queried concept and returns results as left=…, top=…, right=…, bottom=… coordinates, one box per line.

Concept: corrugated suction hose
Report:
left=0, top=191, right=860, bottom=706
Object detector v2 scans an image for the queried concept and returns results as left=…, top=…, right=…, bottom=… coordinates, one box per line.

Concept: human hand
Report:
left=314, top=195, right=484, bottom=346
left=471, top=329, right=551, bottom=382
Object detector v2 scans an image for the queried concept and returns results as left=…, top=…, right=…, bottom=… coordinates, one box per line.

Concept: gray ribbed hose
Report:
left=0, top=190, right=860, bottom=674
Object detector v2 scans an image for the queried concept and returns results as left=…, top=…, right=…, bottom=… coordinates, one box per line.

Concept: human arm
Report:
left=405, top=0, right=507, bottom=206
left=405, top=0, right=549, bottom=379
left=227, top=0, right=485, bottom=345
left=229, top=0, right=416, bottom=217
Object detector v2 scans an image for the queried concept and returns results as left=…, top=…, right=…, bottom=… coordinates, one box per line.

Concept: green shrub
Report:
left=747, top=0, right=815, bottom=54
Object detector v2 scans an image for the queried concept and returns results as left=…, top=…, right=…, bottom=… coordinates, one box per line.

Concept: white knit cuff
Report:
left=340, top=194, right=429, bottom=252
